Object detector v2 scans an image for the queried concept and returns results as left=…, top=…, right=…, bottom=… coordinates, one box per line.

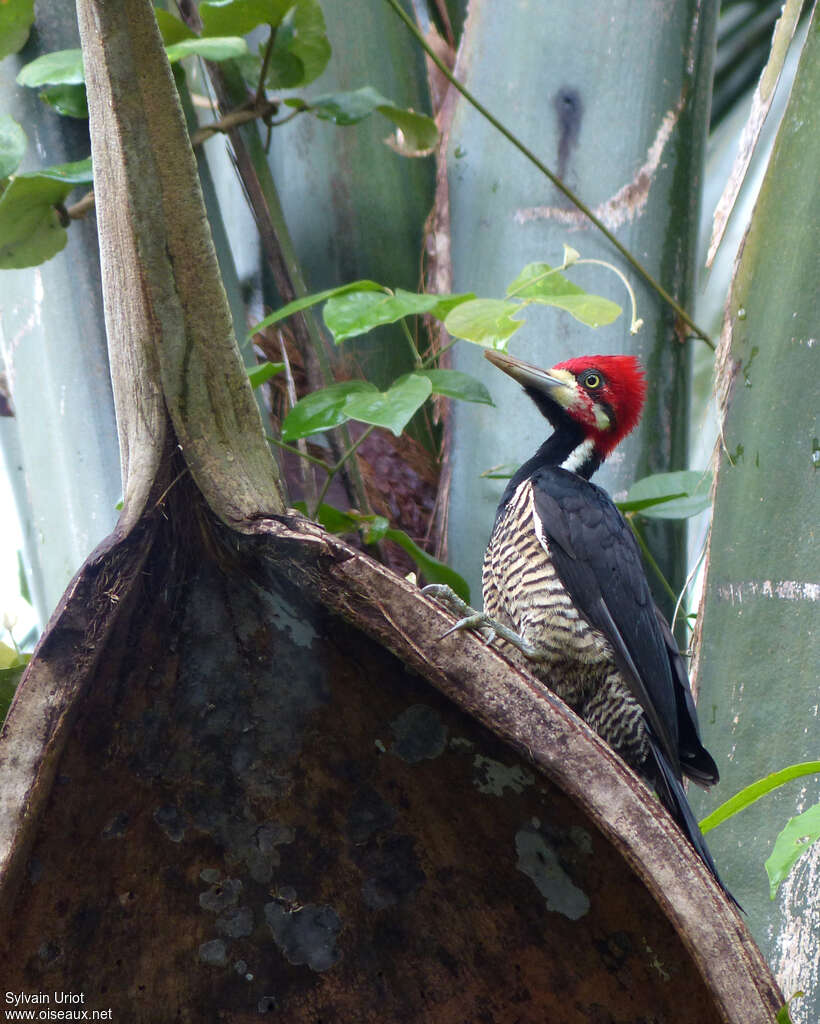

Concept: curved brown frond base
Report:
left=0, top=511, right=781, bottom=1023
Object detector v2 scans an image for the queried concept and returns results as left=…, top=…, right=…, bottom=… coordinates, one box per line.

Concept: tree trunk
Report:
left=691, top=9, right=820, bottom=1020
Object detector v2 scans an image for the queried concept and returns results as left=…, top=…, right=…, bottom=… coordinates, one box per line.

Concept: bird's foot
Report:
left=422, top=584, right=548, bottom=661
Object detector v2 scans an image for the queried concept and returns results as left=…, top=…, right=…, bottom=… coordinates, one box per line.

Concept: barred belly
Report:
left=483, top=479, right=649, bottom=770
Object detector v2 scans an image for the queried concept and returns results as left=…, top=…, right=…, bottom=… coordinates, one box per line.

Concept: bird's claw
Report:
left=438, top=613, right=497, bottom=645
left=422, top=585, right=498, bottom=646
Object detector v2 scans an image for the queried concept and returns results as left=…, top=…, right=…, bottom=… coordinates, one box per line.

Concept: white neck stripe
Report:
left=560, top=438, right=596, bottom=473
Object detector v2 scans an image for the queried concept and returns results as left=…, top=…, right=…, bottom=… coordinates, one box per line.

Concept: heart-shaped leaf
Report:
left=444, top=298, right=523, bottom=350
left=506, top=262, right=621, bottom=328
left=306, top=86, right=437, bottom=156
left=324, top=289, right=472, bottom=343
left=281, top=381, right=377, bottom=441
left=342, top=374, right=432, bottom=436
left=398, top=369, right=493, bottom=406
left=199, top=0, right=291, bottom=37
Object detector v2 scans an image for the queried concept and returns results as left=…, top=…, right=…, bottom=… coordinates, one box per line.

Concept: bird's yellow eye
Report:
left=583, top=372, right=602, bottom=390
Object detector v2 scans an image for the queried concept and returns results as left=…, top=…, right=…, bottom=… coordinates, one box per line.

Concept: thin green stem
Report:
left=266, top=435, right=332, bottom=472
left=627, top=515, right=678, bottom=605
left=421, top=337, right=458, bottom=368
left=382, top=0, right=715, bottom=351
left=311, top=424, right=378, bottom=516
left=399, top=317, right=423, bottom=367
left=573, top=257, right=643, bottom=334
left=255, top=25, right=277, bottom=107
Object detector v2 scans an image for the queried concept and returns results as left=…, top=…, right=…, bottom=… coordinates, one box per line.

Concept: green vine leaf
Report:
left=39, top=84, right=89, bottom=120
left=0, top=116, right=27, bottom=180
left=506, top=262, right=621, bottom=328
left=281, top=381, right=377, bottom=441
left=766, top=803, right=820, bottom=899
left=342, top=374, right=432, bottom=436
left=17, top=49, right=85, bottom=88
left=0, top=161, right=93, bottom=269
left=265, top=0, right=331, bottom=89
left=200, top=0, right=291, bottom=39
left=164, top=36, right=249, bottom=64
left=397, top=369, right=494, bottom=406
left=247, top=361, right=284, bottom=388
left=154, top=9, right=198, bottom=45
left=17, top=38, right=246, bottom=92
left=0, top=0, right=35, bottom=60
left=323, top=288, right=472, bottom=343
left=302, top=86, right=438, bottom=155
left=443, top=298, right=523, bottom=350
left=248, top=280, right=385, bottom=339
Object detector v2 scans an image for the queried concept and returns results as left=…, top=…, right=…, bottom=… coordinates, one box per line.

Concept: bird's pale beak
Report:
left=484, top=350, right=577, bottom=410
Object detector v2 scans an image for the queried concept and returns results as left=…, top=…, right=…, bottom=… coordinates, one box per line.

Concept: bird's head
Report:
left=485, top=349, right=646, bottom=466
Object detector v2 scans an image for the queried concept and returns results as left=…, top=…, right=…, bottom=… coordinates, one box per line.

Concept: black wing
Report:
left=531, top=466, right=712, bottom=783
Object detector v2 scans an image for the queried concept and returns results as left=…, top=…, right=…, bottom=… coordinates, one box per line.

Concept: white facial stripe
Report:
left=593, top=403, right=611, bottom=430
left=560, top=438, right=596, bottom=473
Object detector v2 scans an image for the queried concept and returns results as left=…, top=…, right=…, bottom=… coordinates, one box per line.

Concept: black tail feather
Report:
left=649, top=739, right=742, bottom=911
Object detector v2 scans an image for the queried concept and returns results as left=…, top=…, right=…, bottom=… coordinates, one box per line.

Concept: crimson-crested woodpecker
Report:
left=466, top=350, right=730, bottom=900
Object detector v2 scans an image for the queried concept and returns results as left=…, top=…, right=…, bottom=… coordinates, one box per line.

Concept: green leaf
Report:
left=324, top=288, right=471, bottom=343
left=506, top=262, right=622, bottom=328
left=306, top=86, right=437, bottom=155
left=17, top=49, right=85, bottom=88
left=0, top=116, right=27, bottom=179
left=383, top=527, right=470, bottom=603
left=0, top=641, right=22, bottom=671
left=200, top=0, right=291, bottom=37
left=154, top=9, right=198, bottom=45
left=247, top=280, right=386, bottom=339
left=776, top=993, right=804, bottom=1024
left=443, top=298, right=523, bottom=349
left=265, top=0, right=331, bottom=89
left=624, top=470, right=711, bottom=519
left=28, top=157, right=93, bottom=186
left=281, top=380, right=377, bottom=441
left=360, top=515, right=390, bottom=544
left=766, top=802, right=820, bottom=899
left=0, top=642, right=29, bottom=723
left=324, top=290, right=434, bottom=342
left=0, top=0, right=35, bottom=60
left=699, top=761, right=820, bottom=833
left=39, top=84, right=89, bottom=120
left=0, top=174, right=75, bottom=269
left=399, top=369, right=494, bottom=406
left=164, top=36, right=249, bottom=64
left=307, top=503, right=358, bottom=534
left=342, top=374, right=432, bottom=436
left=381, top=104, right=438, bottom=157
left=0, top=663, right=27, bottom=723
left=247, top=361, right=284, bottom=388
